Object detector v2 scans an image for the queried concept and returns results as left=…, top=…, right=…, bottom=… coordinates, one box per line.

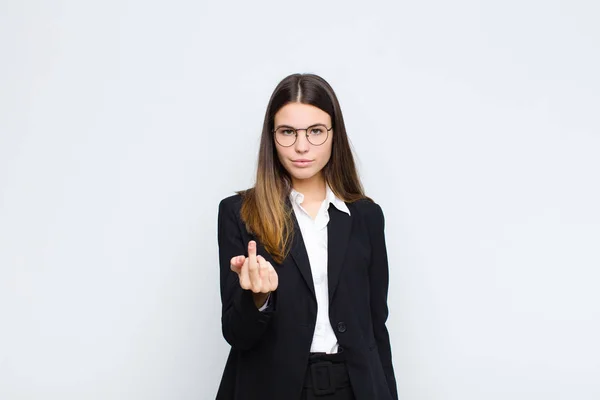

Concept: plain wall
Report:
left=1, top=0, right=599, bottom=399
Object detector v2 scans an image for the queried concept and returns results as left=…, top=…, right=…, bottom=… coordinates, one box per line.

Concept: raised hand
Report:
left=230, top=240, right=278, bottom=308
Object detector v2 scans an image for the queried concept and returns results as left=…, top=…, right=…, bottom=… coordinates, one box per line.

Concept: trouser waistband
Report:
left=303, top=350, right=350, bottom=396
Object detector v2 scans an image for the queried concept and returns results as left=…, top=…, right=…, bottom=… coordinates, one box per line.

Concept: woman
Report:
left=216, top=73, right=397, bottom=400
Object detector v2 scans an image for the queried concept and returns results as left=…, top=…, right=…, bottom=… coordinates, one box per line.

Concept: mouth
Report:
left=291, top=160, right=314, bottom=167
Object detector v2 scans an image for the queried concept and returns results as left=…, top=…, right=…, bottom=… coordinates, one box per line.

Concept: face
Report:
left=273, top=102, right=333, bottom=186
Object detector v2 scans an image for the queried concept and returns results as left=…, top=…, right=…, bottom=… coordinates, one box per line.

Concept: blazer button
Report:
left=337, top=322, right=347, bottom=333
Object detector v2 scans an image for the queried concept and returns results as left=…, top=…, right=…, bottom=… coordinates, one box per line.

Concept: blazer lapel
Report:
left=287, top=197, right=316, bottom=300
left=285, top=197, right=353, bottom=303
left=327, top=202, right=352, bottom=302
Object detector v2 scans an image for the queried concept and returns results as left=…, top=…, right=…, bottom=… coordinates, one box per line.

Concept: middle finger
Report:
left=248, top=241, right=261, bottom=291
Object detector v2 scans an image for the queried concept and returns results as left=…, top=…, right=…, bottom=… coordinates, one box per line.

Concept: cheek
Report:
left=275, top=146, right=291, bottom=167
left=320, top=143, right=333, bottom=163
left=274, top=145, right=285, bottom=160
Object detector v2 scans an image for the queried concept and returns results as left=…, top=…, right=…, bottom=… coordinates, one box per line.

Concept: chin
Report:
left=290, top=171, right=319, bottom=182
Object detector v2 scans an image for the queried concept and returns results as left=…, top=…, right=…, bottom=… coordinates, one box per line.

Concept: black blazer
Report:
left=216, top=192, right=398, bottom=400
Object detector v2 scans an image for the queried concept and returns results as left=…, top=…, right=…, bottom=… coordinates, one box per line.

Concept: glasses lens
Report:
left=275, top=127, right=296, bottom=146
left=307, top=124, right=328, bottom=145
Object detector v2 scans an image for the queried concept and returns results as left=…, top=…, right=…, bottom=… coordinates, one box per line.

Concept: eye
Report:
left=309, top=127, right=323, bottom=135
left=277, top=128, right=295, bottom=136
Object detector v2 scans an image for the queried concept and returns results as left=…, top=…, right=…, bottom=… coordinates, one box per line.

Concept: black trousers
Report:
left=300, top=348, right=356, bottom=400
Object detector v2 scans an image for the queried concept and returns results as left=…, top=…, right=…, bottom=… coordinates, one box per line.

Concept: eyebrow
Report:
left=274, top=123, right=328, bottom=130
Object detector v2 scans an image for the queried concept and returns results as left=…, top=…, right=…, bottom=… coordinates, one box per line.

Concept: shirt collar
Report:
left=289, top=183, right=351, bottom=216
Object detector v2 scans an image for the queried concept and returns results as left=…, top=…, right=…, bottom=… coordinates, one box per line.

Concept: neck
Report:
left=291, top=174, right=327, bottom=203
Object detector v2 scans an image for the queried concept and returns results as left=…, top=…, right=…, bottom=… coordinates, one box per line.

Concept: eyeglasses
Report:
left=273, top=123, right=332, bottom=147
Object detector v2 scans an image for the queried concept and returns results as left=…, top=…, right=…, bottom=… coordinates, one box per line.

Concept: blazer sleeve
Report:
left=367, top=202, right=399, bottom=399
left=217, top=197, right=275, bottom=351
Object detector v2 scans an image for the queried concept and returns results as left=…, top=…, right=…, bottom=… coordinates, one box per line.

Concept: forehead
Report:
left=274, top=102, right=331, bottom=127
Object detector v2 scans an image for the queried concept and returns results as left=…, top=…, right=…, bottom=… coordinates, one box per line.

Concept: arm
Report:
left=258, top=292, right=271, bottom=311
left=368, top=203, right=398, bottom=399
left=217, top=197, right=276, bottom=350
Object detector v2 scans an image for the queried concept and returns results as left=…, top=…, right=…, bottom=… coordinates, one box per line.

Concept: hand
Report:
left=230, top=240, right=278, bottom=308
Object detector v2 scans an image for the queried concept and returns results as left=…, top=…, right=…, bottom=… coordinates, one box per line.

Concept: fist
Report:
left=230, top=240, right=279, bottom=296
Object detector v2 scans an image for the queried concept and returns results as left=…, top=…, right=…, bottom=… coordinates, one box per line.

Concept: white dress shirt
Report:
left=288, top=183, right=351, bottom=354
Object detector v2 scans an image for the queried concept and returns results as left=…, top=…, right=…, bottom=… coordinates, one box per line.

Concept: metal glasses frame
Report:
left=273, top=124, right=333, bottom=147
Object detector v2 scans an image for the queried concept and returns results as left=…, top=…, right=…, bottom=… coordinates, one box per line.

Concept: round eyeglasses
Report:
left=273, top=124, right=332, bottom=147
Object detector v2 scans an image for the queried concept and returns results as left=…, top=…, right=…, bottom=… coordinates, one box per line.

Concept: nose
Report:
left=294, top=131, right=310, bottom=153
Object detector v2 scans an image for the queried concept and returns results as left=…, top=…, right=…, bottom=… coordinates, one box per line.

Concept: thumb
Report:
left=230, top=255, right=245, bottom=269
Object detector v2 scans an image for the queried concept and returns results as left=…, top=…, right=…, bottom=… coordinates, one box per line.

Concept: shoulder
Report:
left=219, top=192, right=243, bottom=209
left=218, top=187, right=254, bottom=208
left=348, top=197, right=386, bottom=234
left=218, top=189, right=250, bottom=219
left=348, top=197, right=384, bottom=219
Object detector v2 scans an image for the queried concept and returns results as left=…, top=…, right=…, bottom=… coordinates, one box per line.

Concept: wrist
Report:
left=252, top=292, right=270, bottom=308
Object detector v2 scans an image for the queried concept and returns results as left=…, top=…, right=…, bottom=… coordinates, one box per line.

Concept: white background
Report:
left=1, top=1, right=599, bottom=399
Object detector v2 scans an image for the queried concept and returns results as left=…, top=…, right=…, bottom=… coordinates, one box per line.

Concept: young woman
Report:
left=216, top=73, right=397, bottom=400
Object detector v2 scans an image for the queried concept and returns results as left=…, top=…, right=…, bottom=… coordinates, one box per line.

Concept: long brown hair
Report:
left=237, top=73, right=372, bottom=264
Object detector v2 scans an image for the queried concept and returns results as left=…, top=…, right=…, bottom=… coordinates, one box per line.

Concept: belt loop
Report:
left=310, top=361, right=336, bottom=396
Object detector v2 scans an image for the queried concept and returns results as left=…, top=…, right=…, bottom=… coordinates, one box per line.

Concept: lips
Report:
left=292, top=160, right=314, bottom=167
